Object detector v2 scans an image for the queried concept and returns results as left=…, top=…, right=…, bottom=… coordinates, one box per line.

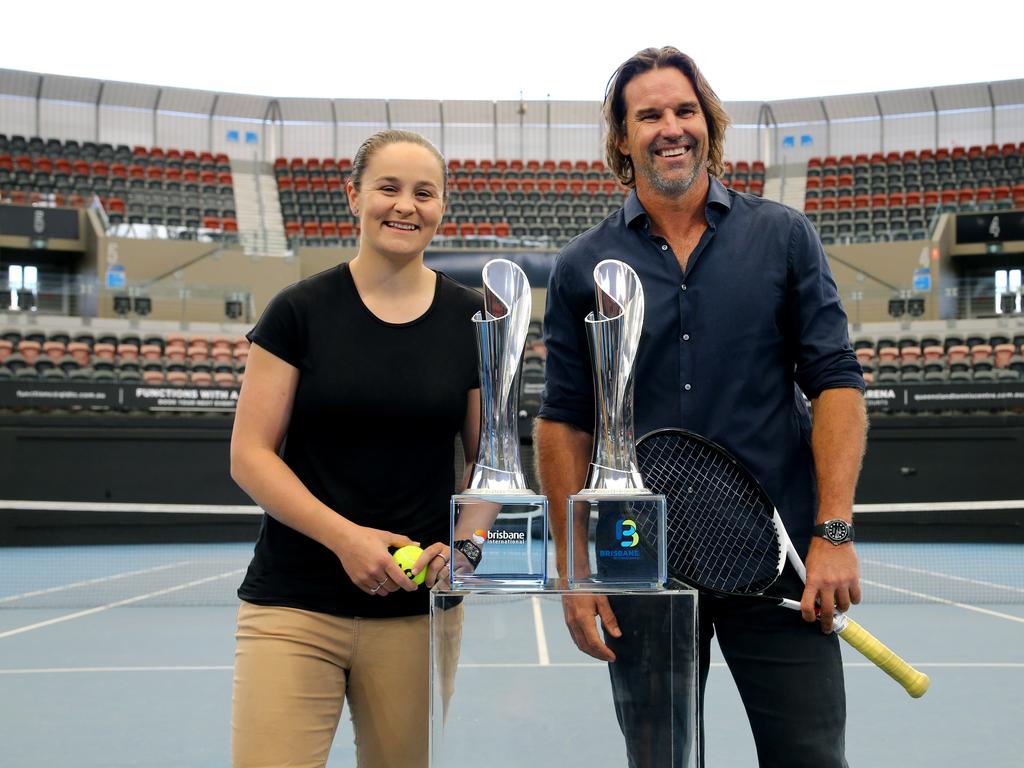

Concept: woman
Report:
left=230, top=129, right=480, bottom=767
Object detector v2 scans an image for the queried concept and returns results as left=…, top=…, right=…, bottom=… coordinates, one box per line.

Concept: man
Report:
left=535, top=47, right=867, bottom=767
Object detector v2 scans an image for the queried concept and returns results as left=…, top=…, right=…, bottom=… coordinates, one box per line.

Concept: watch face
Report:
left=824, top=519, right=850, bottom=542
left=458, top=539, right=482, bottom=565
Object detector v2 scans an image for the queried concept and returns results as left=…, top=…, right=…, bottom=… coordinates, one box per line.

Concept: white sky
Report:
left=1, top=0, right=1021, bottom=103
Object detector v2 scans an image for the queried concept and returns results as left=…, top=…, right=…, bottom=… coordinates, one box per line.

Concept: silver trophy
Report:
left=568, top=259, right=666, bottom=588
left=450, top=258, right=547, bottom=588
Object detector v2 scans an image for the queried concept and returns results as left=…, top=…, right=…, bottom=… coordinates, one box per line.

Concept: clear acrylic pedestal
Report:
left=450, top=493, right=547, bottom=588
left=429, top=581, right=698, bottom=768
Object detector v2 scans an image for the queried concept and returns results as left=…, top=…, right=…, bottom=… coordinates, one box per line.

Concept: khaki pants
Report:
left=231, top=601, right=463, bottom=768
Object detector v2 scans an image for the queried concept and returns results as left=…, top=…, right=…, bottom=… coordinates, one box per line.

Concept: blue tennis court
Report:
left=1, top=537, right=1022, bottom=766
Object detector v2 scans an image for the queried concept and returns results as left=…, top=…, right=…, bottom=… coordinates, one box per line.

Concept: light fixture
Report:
left=1000, top=292, right=1016, bottom=314
left=17, top=288, right=36, bottom=312
left=224, top=297, right=244, bottom=320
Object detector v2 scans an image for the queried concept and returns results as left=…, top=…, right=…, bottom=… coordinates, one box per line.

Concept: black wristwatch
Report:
left=813, top=519, right=855, bottom=545
left=453, top=538, right=482, bottom=569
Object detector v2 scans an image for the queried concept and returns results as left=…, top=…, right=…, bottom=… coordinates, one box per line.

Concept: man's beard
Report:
left=637, top=141, right=707, bottom=197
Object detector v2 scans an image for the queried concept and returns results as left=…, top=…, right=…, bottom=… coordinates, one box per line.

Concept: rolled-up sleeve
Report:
left=787, top=214, right=865, bottom=398
left=538, top=252, right=594, bottom=432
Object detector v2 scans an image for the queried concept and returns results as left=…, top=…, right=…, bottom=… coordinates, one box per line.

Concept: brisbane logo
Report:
left=615, top=518, right=639, bottom=548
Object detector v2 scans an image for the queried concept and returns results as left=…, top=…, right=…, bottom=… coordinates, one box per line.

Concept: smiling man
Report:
left=535, top=47, right=867, bottom=767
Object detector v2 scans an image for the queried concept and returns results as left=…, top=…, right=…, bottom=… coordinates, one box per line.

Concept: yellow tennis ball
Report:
left=392, top=545, right=426, bottom=585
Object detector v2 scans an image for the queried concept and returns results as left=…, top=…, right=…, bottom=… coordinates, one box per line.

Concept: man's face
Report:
left=617, top=66, right=710, bottom=199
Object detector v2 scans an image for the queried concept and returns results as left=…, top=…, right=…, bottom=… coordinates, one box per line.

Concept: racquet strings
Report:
left=636, top=432, right=782, bottom=595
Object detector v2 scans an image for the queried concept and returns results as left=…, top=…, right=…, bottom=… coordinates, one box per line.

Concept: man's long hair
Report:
left=603, top=47, right=731, bottom=186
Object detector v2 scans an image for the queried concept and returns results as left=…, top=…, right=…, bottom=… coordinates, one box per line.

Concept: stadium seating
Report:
left=274, top=155, right=765, bottom=248
left=0, top=326, right=248, bottom=387
left=804, top=144, right=1024, bottom=244
left=0, top=135, right=237, bottom=236
left=853, top=333, right=1024, bottom=384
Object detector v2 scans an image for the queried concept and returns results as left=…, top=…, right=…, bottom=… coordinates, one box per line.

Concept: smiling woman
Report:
left=229, top=128, right=480, bottom=767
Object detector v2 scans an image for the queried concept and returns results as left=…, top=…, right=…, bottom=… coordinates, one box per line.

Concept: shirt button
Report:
left=684, top=383, right=692, bottom=391
left=682, top=333, right=690, bottom=341
left=661, top=244, right=668, bottom=251
left=680, top=284, right=687, bottom=291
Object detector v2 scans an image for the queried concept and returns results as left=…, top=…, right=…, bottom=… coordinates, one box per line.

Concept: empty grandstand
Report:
left=1, top=66, right=1022, bottom=516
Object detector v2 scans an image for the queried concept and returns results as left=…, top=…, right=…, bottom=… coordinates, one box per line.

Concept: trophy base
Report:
left=450, top=493, right=547, bottom=590
left=567, top=493, right=667, bottom=590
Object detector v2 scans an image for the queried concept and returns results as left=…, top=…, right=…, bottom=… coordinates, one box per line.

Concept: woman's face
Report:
left=347, top=142, right=446, bottom=262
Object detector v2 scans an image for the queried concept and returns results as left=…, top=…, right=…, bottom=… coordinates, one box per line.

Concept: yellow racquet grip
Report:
left=834, top=614, right=930, bottom=698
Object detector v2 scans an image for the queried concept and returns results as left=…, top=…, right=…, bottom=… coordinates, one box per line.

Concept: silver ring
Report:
left=370, top=583, right=382, bottom=594
left=380, top=575, right=390, bottom=586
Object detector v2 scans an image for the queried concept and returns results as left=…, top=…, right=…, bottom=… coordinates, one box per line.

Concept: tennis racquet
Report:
left=634, top=427, right=929, bottom=698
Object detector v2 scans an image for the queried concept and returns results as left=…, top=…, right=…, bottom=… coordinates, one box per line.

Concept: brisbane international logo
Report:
left=615, top=518, right=639, bottom=548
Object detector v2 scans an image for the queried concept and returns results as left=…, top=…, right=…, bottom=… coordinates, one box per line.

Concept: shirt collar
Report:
left=624, top=173, right=733, bottom=230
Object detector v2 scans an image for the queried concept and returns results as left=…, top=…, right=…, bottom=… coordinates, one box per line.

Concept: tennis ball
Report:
left=392, top=545, right=426, bottom=585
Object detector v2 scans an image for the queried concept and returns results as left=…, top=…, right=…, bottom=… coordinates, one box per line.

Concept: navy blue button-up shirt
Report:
left=539, top=176, right=864, bottom=548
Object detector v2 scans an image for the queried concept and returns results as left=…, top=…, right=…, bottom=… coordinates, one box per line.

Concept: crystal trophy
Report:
left=567, top=259, right=666, bottom=589
left=450, top=258, right=547, bottom=588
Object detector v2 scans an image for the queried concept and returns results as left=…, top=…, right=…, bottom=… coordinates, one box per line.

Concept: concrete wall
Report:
left=86, top=236, right=936, bottom=325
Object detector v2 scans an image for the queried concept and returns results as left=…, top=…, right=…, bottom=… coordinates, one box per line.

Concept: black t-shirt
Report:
left=237, top=263, right=480, bottom=618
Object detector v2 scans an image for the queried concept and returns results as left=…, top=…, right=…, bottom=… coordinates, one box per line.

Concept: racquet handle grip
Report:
left=835, top=615, right=930, bottom=698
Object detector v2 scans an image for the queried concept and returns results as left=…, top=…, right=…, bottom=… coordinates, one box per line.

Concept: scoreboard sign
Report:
left=0, top=205, right=80, bottom=240
left=955, top=211, right=1024, bottom=244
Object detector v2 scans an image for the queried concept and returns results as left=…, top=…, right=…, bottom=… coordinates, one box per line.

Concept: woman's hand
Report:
left=334, top=524, right=419, bottom=596
left=409, top=542, right=453, bottom=588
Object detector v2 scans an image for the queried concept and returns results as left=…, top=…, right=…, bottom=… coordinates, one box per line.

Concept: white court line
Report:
left=863, top=579, right=1024, bottom=624
left=0, top=500, right=261, bottom=515
left=862, top=559, right=1024, bottom=596
left=6, top=499, right=1020, bottom=515
left=854, top=500, right=1024, bottom=513
left=0, top=561, right=193, bottom=604
left=0, top=569, right=246, bottom=640
left=3, top=662, right=1024, bottom=675
left=531, top=596, right=550, bottom=666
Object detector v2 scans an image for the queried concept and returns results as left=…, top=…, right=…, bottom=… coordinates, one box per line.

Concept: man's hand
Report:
left=562, top=593, right=622, bottom=662
left=800, top=538, right=861, bottom=633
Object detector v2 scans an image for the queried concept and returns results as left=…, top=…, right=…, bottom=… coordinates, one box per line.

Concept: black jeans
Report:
left=605, top=568, right=848, bottom=768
